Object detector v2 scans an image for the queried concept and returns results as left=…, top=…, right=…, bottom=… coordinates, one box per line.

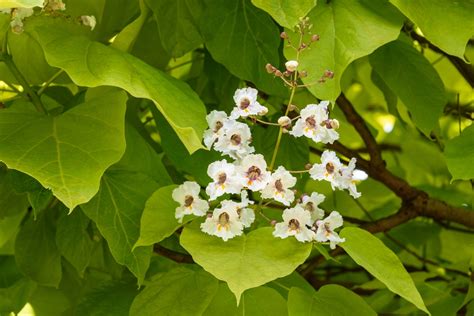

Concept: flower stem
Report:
left=38, top=69, right=64, bottom=96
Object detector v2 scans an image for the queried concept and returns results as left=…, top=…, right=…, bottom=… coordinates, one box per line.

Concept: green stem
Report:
left=3, top=55, right=47, bottom=114
left=38, top=69, right=64, bottom=95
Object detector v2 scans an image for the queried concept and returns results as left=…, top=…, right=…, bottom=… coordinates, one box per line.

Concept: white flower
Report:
left=172, top=181, right=209, bottom=223
left=273, top=206, right=315, bottom=242
left=230, top=87, right=268, bottom=119
left=315, top=211, right=345, bottom=249
left=200, top=206, right=243, bottom=241
left=205, top=159, right=243, bottom=200
left=81, top=15, right=96, bottom=31
left=214, top=120, right=254, bottom=159
left=261, top=166, right=296, bottom=206
left=309, top=150, right=343, bottom=189
left=290, top=101, right=339, bottom=143
left=221, top=191, right=255, bottom=228
left=335, top=158, right=361, bottom=199
left=236, top=154, right=271, bottom=191
left=299, top=192, right=325, bottom=222
left=285, top=60, right=299, bottom=72
left=203, top=110, right=229, bottom=149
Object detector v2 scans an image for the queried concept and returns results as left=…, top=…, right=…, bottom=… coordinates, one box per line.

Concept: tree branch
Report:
left=153, top=244, right=194, bottom=264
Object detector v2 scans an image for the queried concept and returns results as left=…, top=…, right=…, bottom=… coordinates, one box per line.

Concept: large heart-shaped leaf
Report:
left=0, top=90, right=127, bottom=210
left=0, top=0, right=43, bottom=9
left=180, top=225, right=312, bottom=302
left=284, top=0, right=403, bottom=101
left=33, top=25, right=207, bottom=154
left=340, top=227, right=429, bottom=314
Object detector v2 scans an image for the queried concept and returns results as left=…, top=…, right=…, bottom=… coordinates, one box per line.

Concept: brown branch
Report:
left=153, top=244, right=194, bottom=263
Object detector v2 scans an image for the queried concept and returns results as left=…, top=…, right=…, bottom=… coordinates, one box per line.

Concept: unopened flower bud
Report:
left=311, top=34, right=320, bottom=42
left=287, top=104, right=297, bottom=112
left=324, top=70, right=334, bottom=79
left=299, top=70, right=307, bottom=78
left=265, top=63, right=274, bottom=73
left=207, top=213, right=213, bottom=218
left=330, top=119, right=339, bottom=129
left=304, top=163, right=313, bottom=170
left=283, top=70, right=291, bottom=77
left=270, top=220, right=277, bottom=226
left=285, top=60, right=299, bottom=72
left=274, top=70, right=283, bottom=77
left=258, top=108, right=268, bottom=115
left=280, top=32, right=288, bottom=39
left=278, top=116, right=291, bottom=127
left=299, top=43, right=307, bottom=50
left=282, top=128, right=289, bottom=134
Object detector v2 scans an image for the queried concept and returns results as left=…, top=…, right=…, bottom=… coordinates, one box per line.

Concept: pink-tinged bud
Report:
left=274, top=70, right=283, bottom=77
left=280, top=32, right=288, bottom=39
left=311, top=34, right=320, bottom=42
left=304, top=163, right=313, bottom=170
left=270, top=220, right=277, bottom=226
left=278, top=116, right=291, bottom=127
left=207, top=213, right=213, bottom=218
left=265, top=63, right=275, bottom=73
left=299, top=70, right=307, bottom=78
left=285, top=60, right=299, bottom=72
left=283, top=70, right=291, bottom=77
left=299, top=43, right=307, bottom=50
left=324, top=70, right=334, bottom=79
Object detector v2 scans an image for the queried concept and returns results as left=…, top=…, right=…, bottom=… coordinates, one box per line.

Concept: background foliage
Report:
left=0, top=0, right=473, bottom=315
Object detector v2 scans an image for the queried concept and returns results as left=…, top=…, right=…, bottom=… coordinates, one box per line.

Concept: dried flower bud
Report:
left=274, top=70, right=283, bottom=77
left=304, top=163, right=313, bottom=170
left=280, top=32, right=288, bottom=39
left=278, top=116, right=291, bottom=127
left=285, top=60, right=299, bottom=72
left=265, top=63, right=275, bottom=73
left=299, top=70, right=307, bottom=78
left=311, top=34, right=320, bottom=42
left=324, top=70, right=334, bottom=79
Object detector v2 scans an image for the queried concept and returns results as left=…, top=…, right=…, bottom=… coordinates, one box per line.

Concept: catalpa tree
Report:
left=0, top=0, right=473, bottom=315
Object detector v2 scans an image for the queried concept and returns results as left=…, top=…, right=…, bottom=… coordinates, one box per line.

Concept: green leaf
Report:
left=370, top=40, right=447, bottom=135
left=288, top=285, right=377, bottom=316
left=75, top=281, right=139, bottom=316
left=0, top=210, right=25, bottom=248
left=56, top=209, right=94, bottom=276
left=129, top=267, right=219, bottom=316
left=0, top=90, right=127, bottom=211
left=390, top=0, right=474, bottom=60
left=203, top=283, right=288, bottom=316
left=33, top=25, right=207, bottom=154
left=444, top=125, right=474, bottom=181
left=145, top=0, right=204, bottom=57
left=134, top=185, right=187, bottom=248
left=200, top=0, right=284, bottom=95
left=180, top=225, right=312, bottom=302
left=251, top=0, right=317, bottom=29
left=112, top=0, right=149, bottom=52
left=14, top=211, right=62, bottom=287
left=0, top=0, right=43, bottom=9
left=0, top=167, right=29, bottom=219
left=340, top=227, right=429, bottom=314
left=81, top=126, right=171, bottom=283
left=285, top=0, right=403, bottom=101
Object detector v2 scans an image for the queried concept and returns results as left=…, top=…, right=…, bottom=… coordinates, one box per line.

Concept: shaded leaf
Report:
left=444, top=124, right=474, bottom=181
left=251, top=0, right=317, bottom=29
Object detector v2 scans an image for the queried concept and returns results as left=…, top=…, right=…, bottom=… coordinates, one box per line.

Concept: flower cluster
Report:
left=171, top=20, right=365, bottom=248
left=171, top=84, right=364, bottom=248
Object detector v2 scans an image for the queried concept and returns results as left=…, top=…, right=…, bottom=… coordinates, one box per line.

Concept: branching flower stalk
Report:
left=171, top=18, right=365, bottom=248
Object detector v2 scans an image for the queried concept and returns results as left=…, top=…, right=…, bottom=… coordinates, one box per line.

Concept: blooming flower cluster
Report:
left=171, top=83, right=365, bottom=249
